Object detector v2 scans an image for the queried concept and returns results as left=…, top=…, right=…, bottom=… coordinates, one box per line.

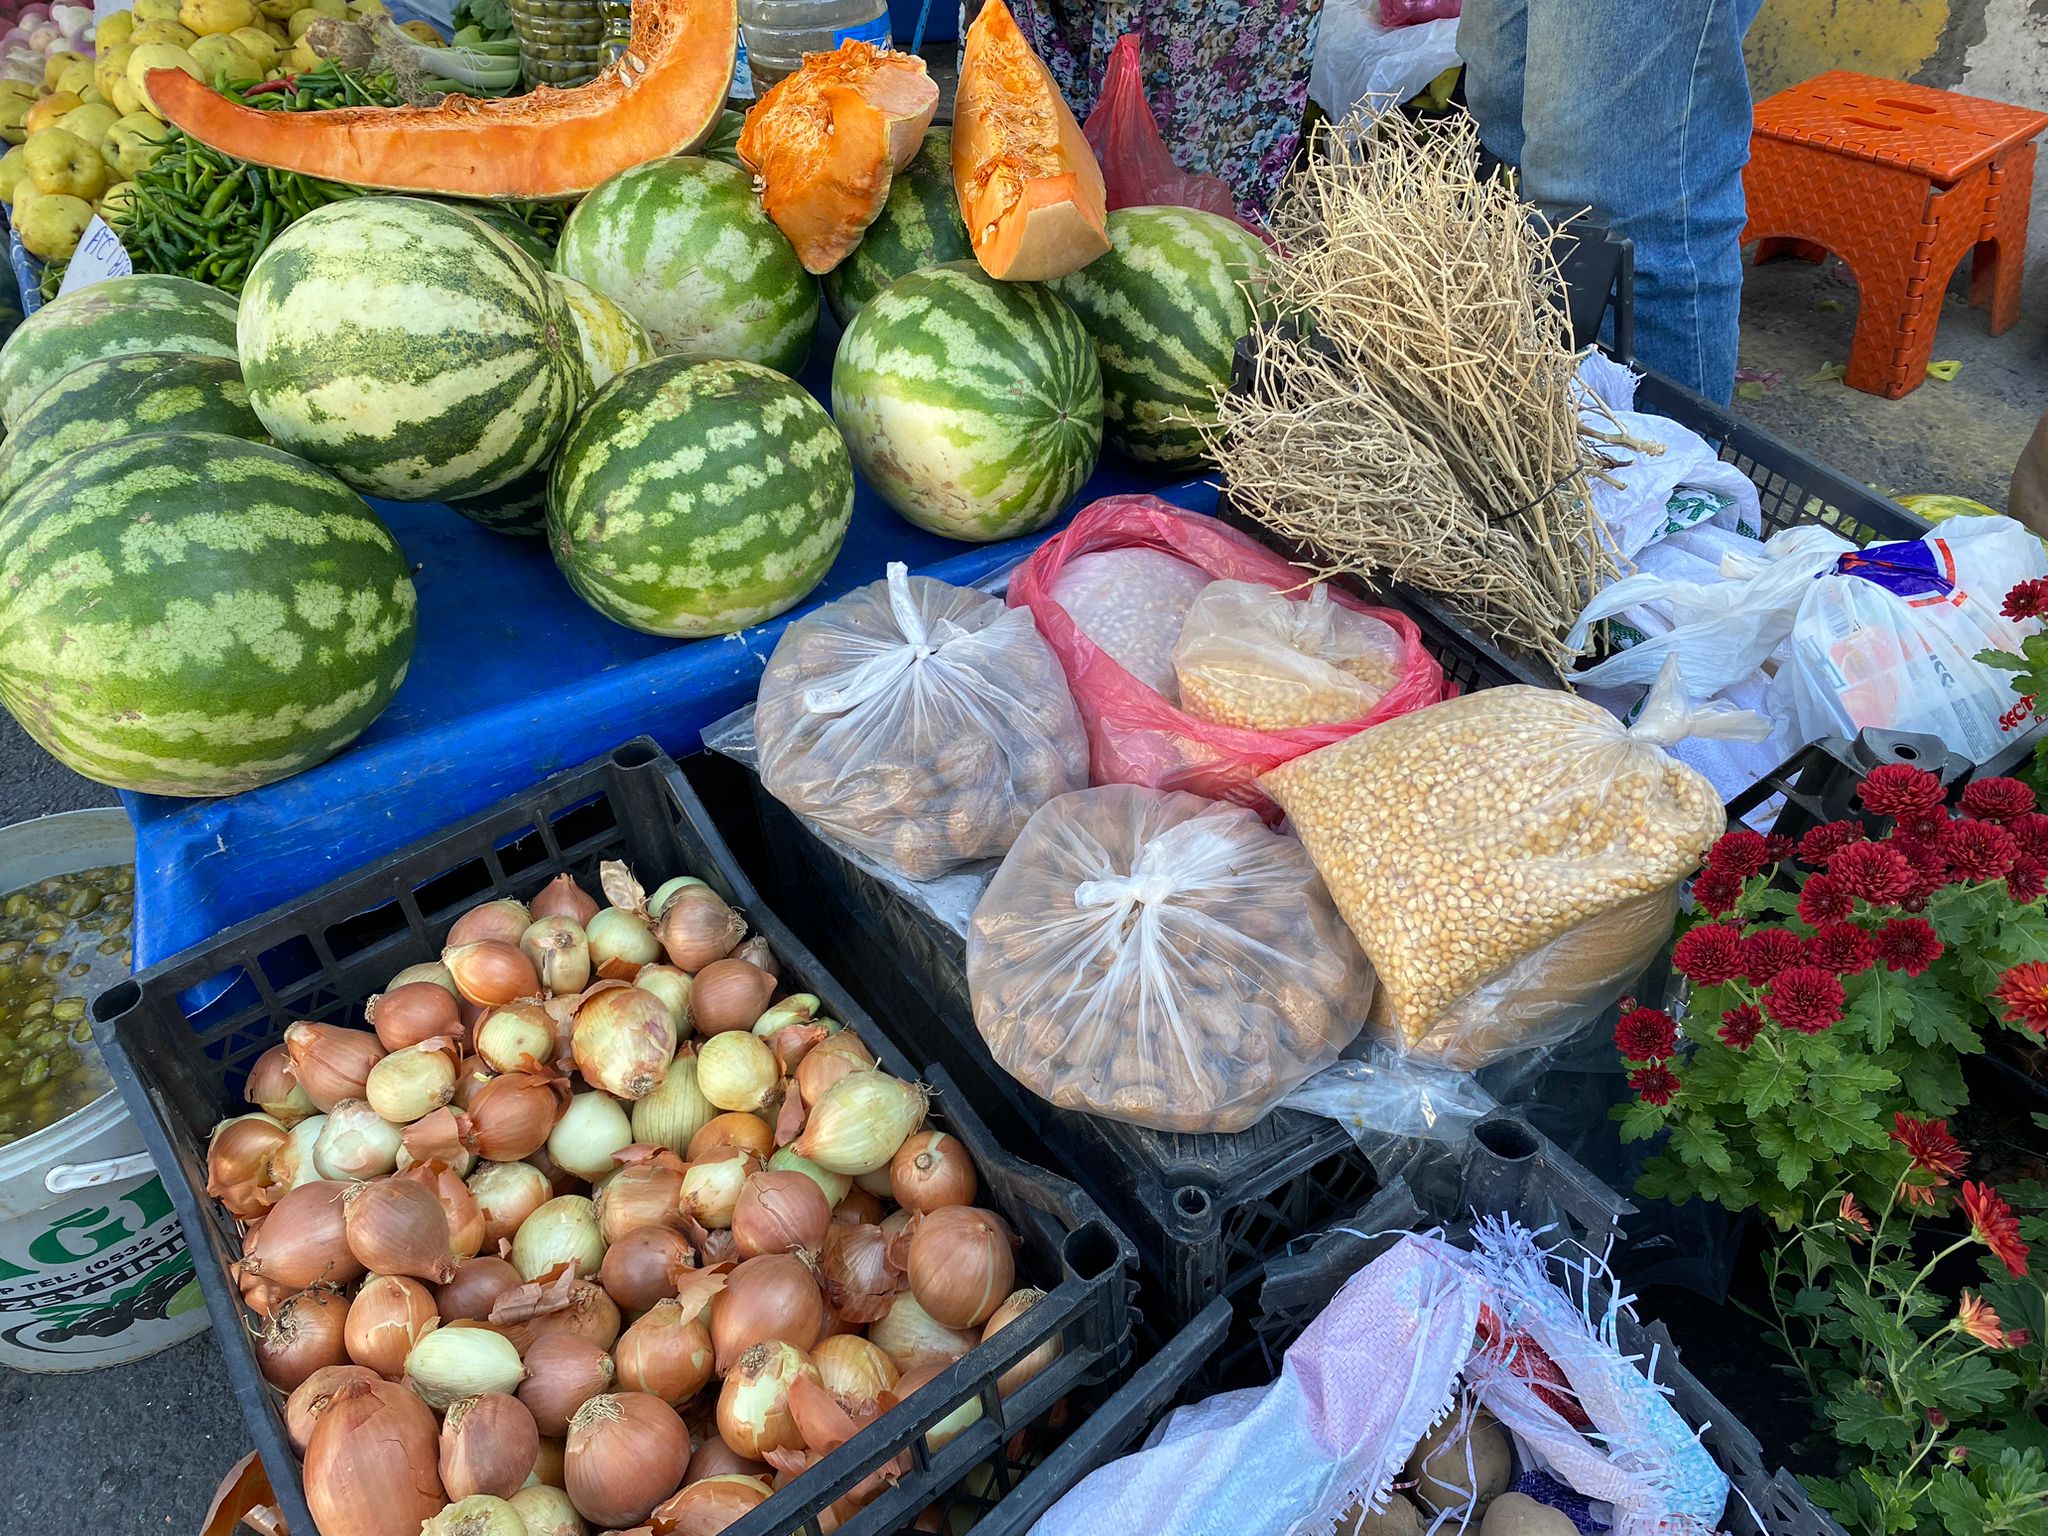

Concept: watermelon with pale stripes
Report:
left=1049, top=206, right=1268, bottom=469
left=832, top=262, right=1101, bottom=543
left=548, top=356, right=853, bottom=637
left=0, top=431, right=418, bottom=796
left=822, top=129, right=971, bottom=325
left=549, top=273, right=655, bottom=395
left=0, top=274, right=239, bottom=428
left=238, top=197, right=585, bottom=502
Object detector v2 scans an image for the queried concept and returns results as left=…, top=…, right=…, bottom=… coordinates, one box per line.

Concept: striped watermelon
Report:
left=0, top=351, right=264, bottom=503
left=554, top=157, right=819, bottom=376
left=549, top=356, right=852, bottom=636
left=450, top=468, right=547, bottom=538
left=239, top=197, right=585, bottom=502
left=703, top=109, right=745, bottom=167
left=832, top=262, right=1101, bottom=543
left=0, top=431, right=418, bottom=796
left=549, top=273, right=655, bottom=394
left=460, top=204, right=556, bottom=266
left=0, top=274, right=238, bottom=427
left=822, top=129, right=971, bottom=325
left=1049, top=206, right=1268, bottom=469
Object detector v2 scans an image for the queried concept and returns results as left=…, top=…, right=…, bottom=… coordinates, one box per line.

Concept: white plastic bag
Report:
left=1048, top=547, right=1212, bottom=701
left=754, top=563, right=1089, bottom=881
left=1173, top=580, right=1408, bottom=731
left=1309, top=0, right=1460, bottom=117
left=967, top=785, right=1376, bottom=1133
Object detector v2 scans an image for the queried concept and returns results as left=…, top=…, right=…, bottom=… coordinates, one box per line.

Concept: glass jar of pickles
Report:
left=0, top=864, right=133, bottom=1147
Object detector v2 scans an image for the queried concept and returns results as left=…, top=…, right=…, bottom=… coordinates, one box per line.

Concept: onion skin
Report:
left=715, top=1340, right=818, bottom=1459
left=238, top=1180, right=365, bottom=1291
left=572, top=987, right=678, bottom=1100
left=510, top=1191, right=605, bottom=1285
left=523, top=916, right=593, bottom=997
left=731, top=1171, right=830, bottom=1260
left=493, top=1276, right=623, bottom=1356
left=889, top=1362, right=983, bottom=1450
left=688, top=960, right=775, bottom=1037
left=564, top=1393, right=692, bottom=1530
left=247, top=1044, right=316, bottom=1126
left=285, top=1363, right=381, bottom=1454
left=346, top=1273, right=441, bottom=1378
left=344, top=1177, right=459, bottom=1284
left=519, top=1331, right=618, bottom=1437
left=469, top=1160, right=553, bottom=1248
left=206, top=1113, right=294, bottom=1220
left=838, top=1187, right=885, bottom=1228
left=437, top=1256, right=523, bottom=1322
left=305, top=1377, right=447, bottom=1536
left=594, top=1151, right=689, bottom=1245
left=868, top=1292, right=977, bottom=1371
left=598, top=1225, right=695, bottom=1313
left=687, top=1113, right=774, bottom=1164
left=446, top=941, right=543, bottom=1007
left=398, top=1159, right=488, bottom=1261
left=812, top=1333, right=900, bottom=1409
left=449, top=898, right=534, bottom=951
left=440, top=1392, right=540, bottom=1500
left=819, top=1222, right=902, bottom=1325
left=285, top=1022, right=387, bottom=1113
left=654, top=885, right=744, bottom=973
left=467, top=1071, right=569, bottom=1161
left=710, top=1252, right=826, bottom=1374
left=531, top=874, right=601, bottom=926
left=256, top=1286, right=351, bottom=1391
left=368, top=982, right=464, bottom=1053
left=889, top=1131, right=976, bottom=1215
left=509, top=1485, right=584, bottom=1536
left=476, top=1002, right=559, bottom=1076
left=679, top=1445, right=771, bottom=1488
left=984, top=1286, right=1058, bottom=1398
left=613, top=1301, right=714, bottom=1406
left=654, top=1474, right=773, bottom=1535
left=794, top=1033, right=874, bottom=1108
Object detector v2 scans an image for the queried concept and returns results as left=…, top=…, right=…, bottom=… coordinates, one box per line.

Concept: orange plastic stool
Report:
left=1743, top=71, right=2048, bottom=399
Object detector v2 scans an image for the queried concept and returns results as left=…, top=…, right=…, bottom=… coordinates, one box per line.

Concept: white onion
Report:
left=547, top=1092, right=632, bottom=1182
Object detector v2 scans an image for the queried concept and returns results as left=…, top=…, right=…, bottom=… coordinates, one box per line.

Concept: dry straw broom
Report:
left=1207, top=107, right=1626, bottom=675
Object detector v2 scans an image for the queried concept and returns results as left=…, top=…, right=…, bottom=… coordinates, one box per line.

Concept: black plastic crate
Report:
left=92, top=740, right=1137, bottom=1536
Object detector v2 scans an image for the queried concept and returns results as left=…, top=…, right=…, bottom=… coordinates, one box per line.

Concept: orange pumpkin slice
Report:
left=738, top=41, right=939, bottom=275
left=952, top=0, right=1109, bottom=281
left=145, top=0, right=736, bottom=199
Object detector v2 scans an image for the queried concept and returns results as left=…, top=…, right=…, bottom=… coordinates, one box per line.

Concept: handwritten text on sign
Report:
left=56, top=217, right=133, bottom=298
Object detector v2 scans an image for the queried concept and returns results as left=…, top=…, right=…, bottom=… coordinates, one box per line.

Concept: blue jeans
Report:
left=1461, top=0, right=1764, bottom=405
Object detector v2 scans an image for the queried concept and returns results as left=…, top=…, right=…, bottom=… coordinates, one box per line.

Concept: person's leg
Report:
left=1514, top=0, right=1763, bottom=403
left=1457, top=0, right=1529, bottom=168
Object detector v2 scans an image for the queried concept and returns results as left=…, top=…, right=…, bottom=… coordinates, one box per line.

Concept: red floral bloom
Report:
left=1888, top=836, right=1953, bottom=907
left=2001, top=577, right=2048, bottom=623
left=1763, top=965, right=1846, bottom=1034
left=1960, top=777, right=2037, bottom=823
left=2009, top=856, right=2048, bottom=904
left=1614, top=1005, right=1679, bottom=1062
left=1797, top=874, right=1856, bottom=926
left=1838, top=1192, right=1872, bottom=1239
left=1745, top=928, right=1810, bottom=984
left=1797, top=820, right=1867, bottom=866
left=1809, top=921, right=1877, bottom=975
left=1628, top=1063, right=1680, bottom=1107
left=1707, top=829, right=1771, bottom=879
left=1763, top=834, right=1796, bottom=864
left=1717, top=1004, right=1764, bottom=1050
left=1875, top=917, right=1944, bottom=976
left=1692, top=865, right=1743, bottom=917
left=1957, top=1293, right=2020, bottom=1348
left=1890, top=1114, right=1968, bottom=1181
left=1991, top=962, right=2048, bottom=1035
left=1672, top=924, right=1747, bottom=987
left=1962, top=1182, right=2031, bottom=1278
left=2013, top=814, right=2048, bottom=859
left=1858, top=763, right=1948, bottom=821
left=1830, top=841, right=1917, bottom=904
left=1940, top=819, right=2020, bottom=883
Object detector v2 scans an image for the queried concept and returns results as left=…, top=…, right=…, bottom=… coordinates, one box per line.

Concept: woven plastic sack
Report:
left=1262, top=658, right=1765, bottom=1070
left=755, top=563, right=1089, bottom=881
left=1009, top=496, right=1445, bottom=814
left=967, top=784, right=1375, bottom=1133
left=1175, top=580, right=1408, bottom=730
left=1050, top=547, right=1211, bottom=701
left=1082, top=33, right=1245, bottom=223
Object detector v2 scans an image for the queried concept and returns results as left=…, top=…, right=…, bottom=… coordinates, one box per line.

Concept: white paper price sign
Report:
left=56, top=216, right=133, bottom=298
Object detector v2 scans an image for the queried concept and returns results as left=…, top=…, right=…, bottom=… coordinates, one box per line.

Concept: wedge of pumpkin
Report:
left=144, top=0, right=736, bottom=198
left=738, top=41, right=939, bottom=275
left=952, top=0, right=1109, bottom=281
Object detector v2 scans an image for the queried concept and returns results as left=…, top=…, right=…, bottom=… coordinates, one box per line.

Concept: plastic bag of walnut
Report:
left=755, top=563, right=1090, bottom=881
left=967, top=784, right=1376, bottom=1132
left=1261, top=658, right=1769, bottom=1072
left=1174, top=580, right=1409, bottom=731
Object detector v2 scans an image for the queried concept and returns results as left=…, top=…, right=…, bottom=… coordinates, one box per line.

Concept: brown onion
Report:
left=344, top=1177, right=458, bottom=1284
left=907, top=1206, right=1014, bottom=1328
left=984, top=1287, right=1058, bottom=1398
left=240, top=1268, right=293, bottom=1320
left=613, top=1300, right=714, bottom=1406
left=594, top=1149, right=689, bottom=1244
left=239, top=1180, right=364, bottom=1290
left=285, top=1022, right=387, bottom=1112
left=402, top=1107, right=478, bottom=1178
left=494, top=1276, right=621, bottom=1355
left=399, top=1159, right=487, bottom=1261
left=679, top=1443, right=771, bottom=1488
left=732, top=937, right=778, bottom=980
left=207, top=1113, right=295, bottom=1220
left=368, top=982, right=465, bottom=1053
left=710, top=1252, right=826, bottom=1374
left=794, top=1033, right=875, bottom=1108
left=654, top=885, right=744, bottom=973
left=475, top=1002, right=558, bottom=1075
left=305, top=1377, right=445, bottom=1536
left=446, top=941, right=543, bottom=1007
left=247, top=1044, right=316, bottom=1126
left=687, top=1113, right=774, bottom=1164
left=732, top=1171, right=830, bottom=1260
left=519, top=1331, right=618, bottom=1437
left=256, top=1286, right=350, bottom=1390
left=564, top=1393, right=691, bottom=1529
left=573, top=987, right=677, bottom=1100
left=588, top=907, right=662, bottom=980
left=285, top=1363, right=381, bottom=1454
left=688, top=960, right=775, bottom=1037
left=655, top=1474, right=772, bottom=1536
left=812, top=1333, right=899, bottom=1409
left=889, top=1132, right=976, bottom=1215
left=437, top=1256, right=523, bottom=1322
left=449, top=897, right=534, bottom=951
left=715, top=1340, right=817, bottom=1459
left=599, top=1226, right=696, bottom=1313
left=868, top=1292, right=976, bottom=1371
left=522, top=916, right=593, bottom=997
left=346, top=1273, right=441, bottom=1377
left=889, top=1362, right=982, bottom=1449
left=468, top=1070, right=569, bottom=1161
left=509, top=1485, right=582, bottom=1536
left=453, top=1056, right=496, bottom=1110
left=839, top=1188, right=886, bottom=1228
left=531, top=874, right=600, bottom=926
left=440, top=1391, right=540, bottom=1500
left=365, top=1038, right=459, bottom=1124
left=469, top=1160, right=553, bottom=1247
left=679, top=1151, right=763, bottom=1230
left=634, top=965, right=694, bottom=1036
left=534, top=1435, right=568, bottom=1487
left=819, top=1222, right=902, bottom=1325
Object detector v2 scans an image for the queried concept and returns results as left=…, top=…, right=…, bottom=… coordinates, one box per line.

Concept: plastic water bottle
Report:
left=738, top=0, right=893, bottom=93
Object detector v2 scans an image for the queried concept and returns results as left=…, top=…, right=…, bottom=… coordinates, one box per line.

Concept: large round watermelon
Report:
left=702, top=110, right=745, bottom=168
left=1049, top=206, right=1268, bottom=469
left=0, top=351, right=265, bottom=503
left=832, top=263, right=1102, bottom=543
left=554, top=157, right=818, bottom=376
left=0, top=431, right=418, bottom=796
left=239, top=197, right=585, bottom=502
left=549, top=273, right=655, bottom=395
left=449, top=467, right=548, bottom=538
left=548, top=357, right=852, bottom=636
left=0, top=274, right=238, bottom=427
left=822, top=129, right=972, bottom=325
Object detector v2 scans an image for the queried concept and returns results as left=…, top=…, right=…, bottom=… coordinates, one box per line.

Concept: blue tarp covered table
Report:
left=119, top=355, right=1215, bottom=965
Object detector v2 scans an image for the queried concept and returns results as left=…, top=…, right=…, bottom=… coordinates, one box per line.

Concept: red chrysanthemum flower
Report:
left=1887, top=836, right=1953, bottom=905
left=1708, top=829, right=1771, bottom=879
left=1717, top=1003, right=1764, bottom=1050
left=1744, top=928, right=1809, bottom=984
left=1692, top=865, right=1743, bottom=917
left=1830, top=841, right=1917, bottom=904
left=1797, top=820, right=1867, bottom=867
left=2001, top=577, right=2048, bottom=623
left=1890, top=1113, right=1968, bottom=1181
left=1796, top=874, right=1855, bottom=926
left=1764, top=834, right=1796, bottom=865
left=1960, top=777, right=2038, bottom=823
left=1628, top=1063, right=1680, bottom=1107
left=1838, top=1192, right=1872, bottom=1239
left=1810, top=920, right=1877, bottom=976
left=2009, top=856, right=2048, bottom=904
left=1962, top=1182, right=2032, bottom=1278
left=1991, top=962, right=2048, bottom=1036
left=1940, top=819, right=2020, bottom=884
left=1858, top=763, right=1948, bottom=821
left=1763, top=965, right=1846, bottom=1034
left=2011, top=813, right=2048, bottom=860
left=1672, top=924, right=1747, bottom=987
left=1957, top=1292, right=2019, bottom=1348
left=1875, top=917, right=1943, bottom=976
left=1614, top=1005, right=1679, bottom=1062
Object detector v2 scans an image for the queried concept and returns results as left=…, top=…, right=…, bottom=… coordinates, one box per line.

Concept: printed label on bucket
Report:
left=0, top=1172, right=201, bottom=1363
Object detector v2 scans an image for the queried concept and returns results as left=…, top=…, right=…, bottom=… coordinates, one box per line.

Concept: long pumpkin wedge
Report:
left=952, top=0, right=1108, bottom=281
left=146, top=0, right=737, bottom=199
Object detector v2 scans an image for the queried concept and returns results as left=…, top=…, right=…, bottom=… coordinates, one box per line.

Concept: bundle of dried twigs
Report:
left=1207, top=107, right=1622, bottom=673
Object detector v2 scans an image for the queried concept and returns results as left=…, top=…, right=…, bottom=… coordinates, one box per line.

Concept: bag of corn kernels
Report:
left=1174, top=580, right=1410, bottom=731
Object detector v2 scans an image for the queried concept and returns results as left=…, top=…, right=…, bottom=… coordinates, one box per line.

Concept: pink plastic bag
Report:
left=1379, top=0, right=1460, bottom=23
left=1082, top=34, right=1245, bottom=223
left=1009, top=495, right=1446, bottom=814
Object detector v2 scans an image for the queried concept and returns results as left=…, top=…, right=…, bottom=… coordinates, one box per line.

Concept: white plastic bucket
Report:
left=0, top=808, right=205, bottom=1371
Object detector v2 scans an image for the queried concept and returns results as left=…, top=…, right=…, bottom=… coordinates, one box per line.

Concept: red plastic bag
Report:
left=1379, top=0, right=1460, bottom=23
left=1009, top=495, right=1447, bottom=815
left=1082, top=34, right=1244, bottom=223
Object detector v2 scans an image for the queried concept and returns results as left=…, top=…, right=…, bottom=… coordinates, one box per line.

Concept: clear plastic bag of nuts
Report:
left=1261, top=657, right=1769, bottom=1073
left=967, top=784, right=1377, bottom=1133
left=1050, top=547, right=1211, bottom=701
left=755, top=563, right=1090, bottom=881
left=1174, top=580, right=1409, bottom=731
